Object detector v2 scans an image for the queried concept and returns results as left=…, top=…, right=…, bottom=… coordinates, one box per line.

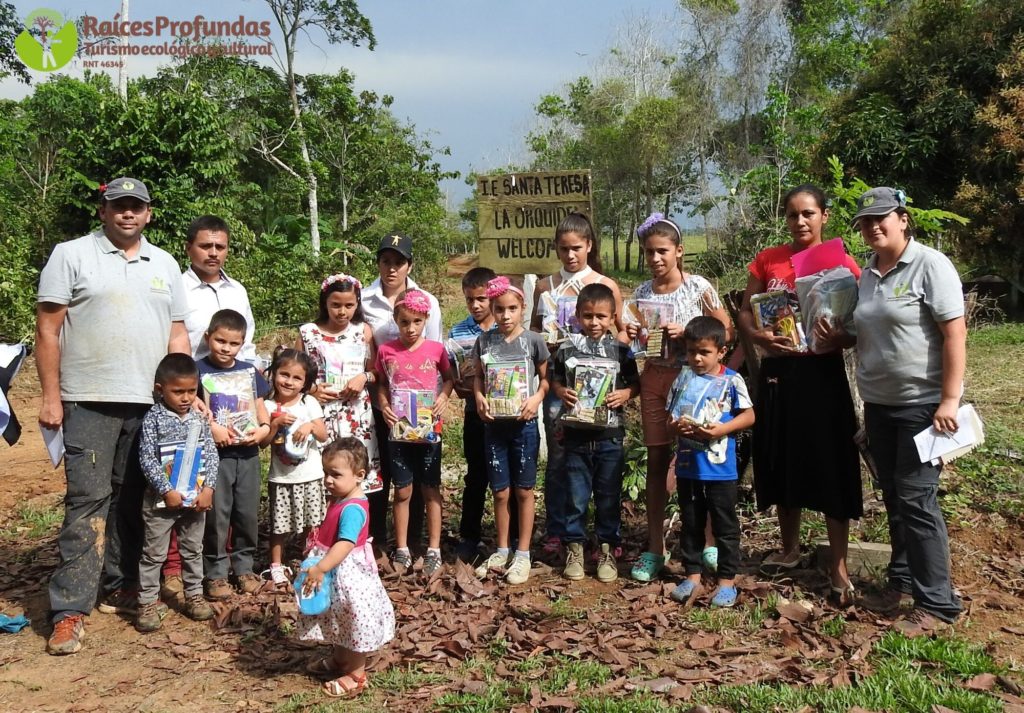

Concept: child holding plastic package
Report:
left=667, top=317, right=754, bottom=608
left=550, top=283, right=639, bottom=583
left=299, top=438, right=396, bottom=698
left=198, top=308, right=271, bottom=600
left=261, top=348, right=329, bottom=588
left=472, top=276, right=549, bottom=585
left=375, top=289, right=454, bottom=577
left=136, top=353, right=219, bottom=632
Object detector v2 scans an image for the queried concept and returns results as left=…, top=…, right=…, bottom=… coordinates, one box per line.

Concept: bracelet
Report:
left=364, top=371, right=374, bottom=384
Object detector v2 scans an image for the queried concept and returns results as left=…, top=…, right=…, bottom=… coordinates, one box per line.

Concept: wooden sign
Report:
left=477, top=170, right=593, bottom=274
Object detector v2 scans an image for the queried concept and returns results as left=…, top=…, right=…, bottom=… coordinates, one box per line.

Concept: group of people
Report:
left=35, top=176, right=967, bottom=697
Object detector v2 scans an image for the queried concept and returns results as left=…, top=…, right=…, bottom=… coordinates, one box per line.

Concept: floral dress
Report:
left=298, top=497, right=396, bottom=652
left=299, top=322, right=381, bottom=493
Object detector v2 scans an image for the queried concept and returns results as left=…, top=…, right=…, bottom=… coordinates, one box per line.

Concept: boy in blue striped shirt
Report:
left=449, top=267, right=517, bottom=561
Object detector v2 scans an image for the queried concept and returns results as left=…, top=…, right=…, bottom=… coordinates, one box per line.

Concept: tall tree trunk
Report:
left=612, top=212, right=621, bottom=272
left=117, top=0, right=129, bottom=101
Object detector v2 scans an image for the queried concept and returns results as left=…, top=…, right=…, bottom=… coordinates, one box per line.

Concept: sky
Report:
left=4, top=0, right=682, bottom=206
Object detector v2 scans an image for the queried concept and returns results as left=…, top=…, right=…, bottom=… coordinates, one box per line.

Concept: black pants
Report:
left=369, top=408, right=424, bottom=548
left=678, top=478, right=740, bottom=579
left=865, top=402, right=961, bottom=622
left=459, top=408, right=517, bottom=544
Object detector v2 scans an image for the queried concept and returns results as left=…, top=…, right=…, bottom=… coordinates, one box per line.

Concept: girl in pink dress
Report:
left=299, top=437, right=396, bottom=698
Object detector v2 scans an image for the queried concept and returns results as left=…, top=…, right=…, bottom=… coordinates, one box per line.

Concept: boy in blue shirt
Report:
left=197, top=309, right=271, bottom=599
left=667, top=316, right=754, bottom=607
left=449, top=267, right=516, bottom=561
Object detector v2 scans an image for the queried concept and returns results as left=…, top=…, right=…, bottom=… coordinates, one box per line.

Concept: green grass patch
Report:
left=692, top=632, right=1004, bottom=713
left=967, top=321, right=1024, bottom=347
left=576, top=692, right=672, bottom=712
left=0, top=501, right=62, bottom=539
left=687, top=607, right=742, bottom=633
left=371, top=663, right=447, bottom=692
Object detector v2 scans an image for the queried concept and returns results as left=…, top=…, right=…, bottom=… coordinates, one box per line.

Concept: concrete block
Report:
left=815, top=540, right=892, bottom=579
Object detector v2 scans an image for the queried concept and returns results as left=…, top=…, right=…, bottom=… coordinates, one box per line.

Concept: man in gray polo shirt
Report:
left=36, top=177, right=191, bottom=655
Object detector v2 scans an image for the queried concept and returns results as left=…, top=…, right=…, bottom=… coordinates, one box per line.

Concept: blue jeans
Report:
left=50, top=402, right=149, bottom=622
left=542, top=393, right=567, bottom=538
left=485, top=419, right=540, bottom=491
left=562, top=435, right=624, bottom=545
left=388, top=440, right=442, bottom=488
left=865, top=402, right=962, bottom=622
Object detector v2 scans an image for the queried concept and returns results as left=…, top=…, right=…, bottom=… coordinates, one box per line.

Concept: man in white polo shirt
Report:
left=182, top=215, right=257, bottom=362
left=36, top=177, right=190, bottom=655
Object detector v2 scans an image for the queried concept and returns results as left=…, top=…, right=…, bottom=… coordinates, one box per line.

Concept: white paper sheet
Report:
left=913, top=404, right=984, bottom=465
left=41, top=426, right=64, bottom=468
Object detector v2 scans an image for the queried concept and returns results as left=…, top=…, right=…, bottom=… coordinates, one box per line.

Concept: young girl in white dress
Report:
left=299, top=437, right=396, bottom=698
left=298, top=274, right=382, bottom=494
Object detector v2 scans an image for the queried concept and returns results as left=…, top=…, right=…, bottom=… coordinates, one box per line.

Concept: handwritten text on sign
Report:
left=477, top=170, right=593, bottom=274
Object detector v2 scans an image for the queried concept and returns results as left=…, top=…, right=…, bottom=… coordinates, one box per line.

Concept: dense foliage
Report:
left=521, top=0, right=1020, bottom=290
left=0, top=56, right=457, bottom=342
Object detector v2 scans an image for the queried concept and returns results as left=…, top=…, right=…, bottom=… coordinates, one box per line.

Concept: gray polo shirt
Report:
left=37, top=230, right=189, bottom=404
left=853, top=239, right=964, bottom=406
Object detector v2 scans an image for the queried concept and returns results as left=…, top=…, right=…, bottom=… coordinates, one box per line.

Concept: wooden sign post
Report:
left=476, top=170, right=593, bottom=275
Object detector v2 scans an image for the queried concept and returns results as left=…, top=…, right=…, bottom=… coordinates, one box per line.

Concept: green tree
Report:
left=264, top=0, right=375, bottom=254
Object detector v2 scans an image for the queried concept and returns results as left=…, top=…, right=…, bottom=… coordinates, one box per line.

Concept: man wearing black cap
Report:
left=36, top=177, right=191, bottom=655
left=361, top=234, right=442, bottom=547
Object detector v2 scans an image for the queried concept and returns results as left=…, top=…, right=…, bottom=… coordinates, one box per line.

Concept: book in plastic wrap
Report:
left=485, top=359, right=533, bottom=418
left=390, top=388, right=441, bottom=443
left=562, top=357, right=619, bottom=429
left=201, top=370, right=259, bottom=436
left=750, top=290, right=805, bottom=349
left=667, top=368, right=731, bottom=452
left=157, top=421, right=206, bottom=507
left=624, top=299, right=678, bottom=361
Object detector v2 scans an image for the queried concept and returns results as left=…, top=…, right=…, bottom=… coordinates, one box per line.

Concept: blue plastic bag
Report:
left=293, top=553, right=333, bottom=616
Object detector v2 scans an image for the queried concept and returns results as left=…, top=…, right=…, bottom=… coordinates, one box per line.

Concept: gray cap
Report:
left=852, top=187, right=905, bottom=225
left=103, top=177, right=151, bottom=203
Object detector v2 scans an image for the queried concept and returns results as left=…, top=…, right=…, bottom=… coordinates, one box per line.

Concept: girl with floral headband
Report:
left=471, top=276, right=550, bottom=585
left=627, top=213, right=732, bottom=584
left=297, top=274, right=382, bottom=497
left=374, top=289, right=454, bottom=577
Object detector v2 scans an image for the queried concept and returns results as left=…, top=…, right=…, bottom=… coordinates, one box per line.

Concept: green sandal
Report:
left=630, top=551, right=670, bottom=582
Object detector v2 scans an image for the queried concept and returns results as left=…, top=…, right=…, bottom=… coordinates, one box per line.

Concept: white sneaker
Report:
left=474, top=551, right=510, bottom=578
left=505, top=555, right=532, bottom=585
left=263, top=564, right=293, bottom=586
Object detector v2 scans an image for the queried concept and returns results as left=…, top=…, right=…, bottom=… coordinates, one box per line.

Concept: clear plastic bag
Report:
left=795, top=267, right=858, bottom=353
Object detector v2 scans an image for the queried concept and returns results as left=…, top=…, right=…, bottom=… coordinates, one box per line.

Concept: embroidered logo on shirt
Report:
left=892, top=282, right=910, bottom=298
left=150, top=276, right=169, bottom=292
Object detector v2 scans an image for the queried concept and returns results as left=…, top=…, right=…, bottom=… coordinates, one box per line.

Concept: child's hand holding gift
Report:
left=163, top=490, right=184, bottom=509
left=519, top=392, right=543, bottom=421
left=211, top=421, right=234, bottom=448
left=605, top=387, right=632, bottom=409
left=291, top=421, right=314, bottom=445
left=431, top=391, right=449, bottom=419
left=302, top=564, right=325, bottom=597
left=194, top=486, right=214, bottom=512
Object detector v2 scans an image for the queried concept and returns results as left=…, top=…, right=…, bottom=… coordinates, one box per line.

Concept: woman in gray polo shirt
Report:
left=821, top=187, right=966, bottom=635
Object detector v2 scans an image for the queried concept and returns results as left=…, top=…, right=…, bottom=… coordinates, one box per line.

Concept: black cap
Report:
left=377, top=233, right=413, bottom=260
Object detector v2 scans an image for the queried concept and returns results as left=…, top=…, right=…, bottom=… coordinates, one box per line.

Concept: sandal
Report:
left=323, top=672, right=368, bottom=698
left=669, top=579, right=704, bottom=604
left=829, top=582, right=857, bottom=608
left=759, top=549, right=801, bottom=573
left=306, top=656, right=341, bottom=677
left=630, top=551, right=670, bottom=583
left=711, top=586, right=738, bottom=608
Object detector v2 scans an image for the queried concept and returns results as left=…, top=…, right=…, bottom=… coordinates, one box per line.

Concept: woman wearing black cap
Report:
left=818, top=187, right=966, bottom=635
left=361, top=234, right=443, bottom=547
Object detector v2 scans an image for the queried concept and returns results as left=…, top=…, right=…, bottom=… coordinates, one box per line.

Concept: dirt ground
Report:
left=1, top=359, right=1022, bottom=713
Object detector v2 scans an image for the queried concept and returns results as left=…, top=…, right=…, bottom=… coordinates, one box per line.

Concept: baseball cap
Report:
left=377, top=233, right=413, bottom=260
left=851, top=187, right=906, bottom=226
left=103, top=177, right=151, bottom=203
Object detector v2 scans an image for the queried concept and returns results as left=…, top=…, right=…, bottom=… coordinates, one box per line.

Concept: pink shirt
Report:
left=374, top=339, right=451, bottom=391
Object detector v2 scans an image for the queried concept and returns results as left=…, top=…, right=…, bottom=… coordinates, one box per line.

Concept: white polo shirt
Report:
left=37, top=230, right=188, bottom=404
left=181, top=267, right=257, bottom=362
left=361, top=276, right=442, bottom=346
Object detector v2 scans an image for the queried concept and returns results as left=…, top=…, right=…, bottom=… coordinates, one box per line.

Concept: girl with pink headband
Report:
left=297, top=273, right=382, bottom=498
left=470, top=276, right=550, bottom=585
left=373, top=289, right=454, bottom=577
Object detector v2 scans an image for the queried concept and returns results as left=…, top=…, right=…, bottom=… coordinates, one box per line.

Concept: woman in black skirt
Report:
left=737, top=184, right=863, bottom=605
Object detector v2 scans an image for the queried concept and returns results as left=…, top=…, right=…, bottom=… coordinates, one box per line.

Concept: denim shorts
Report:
left=485, top=418, right=540, bottom=491
left=388, top=440, right=442, bottom=488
